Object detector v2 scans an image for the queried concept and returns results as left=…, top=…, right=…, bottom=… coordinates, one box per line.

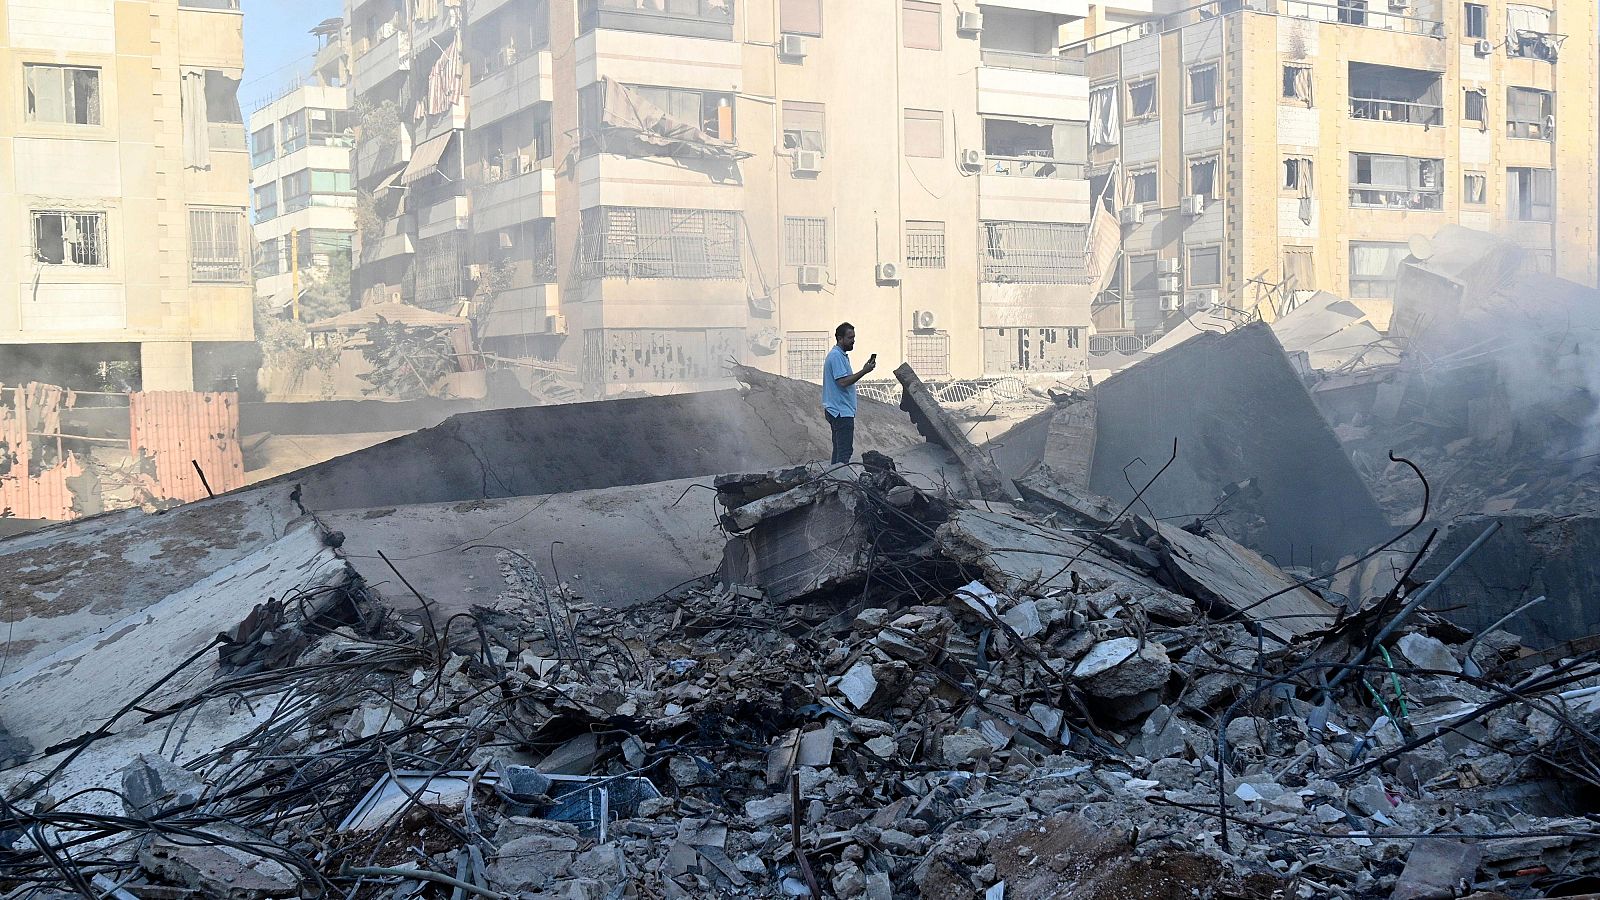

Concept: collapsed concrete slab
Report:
left=894, top=363, right=1018, bottom=503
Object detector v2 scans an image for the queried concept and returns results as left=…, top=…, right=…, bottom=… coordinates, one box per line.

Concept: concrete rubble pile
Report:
left=5, top=363, right=1600, bottom=899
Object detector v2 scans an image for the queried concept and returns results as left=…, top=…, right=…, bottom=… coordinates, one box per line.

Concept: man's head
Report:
left=835, top=322, right=856, bottom=351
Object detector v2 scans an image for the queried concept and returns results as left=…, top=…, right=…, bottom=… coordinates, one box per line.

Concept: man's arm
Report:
left=834, top=355, right=877, bottom=388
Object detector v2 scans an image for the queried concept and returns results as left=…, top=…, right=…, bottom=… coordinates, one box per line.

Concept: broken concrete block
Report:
left=942, top=728, right=993, bottom=765
left=1131, top=705, right=1188, bottom=761
left=1000, top=600, right=1043, bottom=639
left=1070, top=637, right=1172, bottom=699
left=536, top=733, right=601, bottom=775
left=121, top=753, right=205, bottom=818
left=1391, top=840, right=1482, bottom=900
left=834, top=660, right=879, bottom=709
left=744, top=794, right=792, bottom=826
left=895, top=363, right=1019, bottom=502
left=1347, top=780, right=1394, bottom=817
left=138, top=837, right=296, bottom=900
left=1395, top=633, right=1461, bottom=674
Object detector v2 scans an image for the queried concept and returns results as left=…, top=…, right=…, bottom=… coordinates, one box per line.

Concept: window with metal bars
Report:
left=415, top=232, right=466, bottom=310
left=906, top=331, right=950, bottom=377
left=580, top=207, right=742, bottom=279
left=33, top=210, right=108, bottom=267
left=189, top=208, right=247, bottom=282
left=906, top=220, right=945, bottom=269
left=784, top=216, right=828, bottom=266
left=785, top=332, right=831, bottom=382
left=980, top=221, right=1090, bottom=283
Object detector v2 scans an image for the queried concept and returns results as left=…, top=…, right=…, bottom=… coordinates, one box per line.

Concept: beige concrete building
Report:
left=0, top=0, right=255, bottom=390
left=346, top=0, right=1121, bottom=396
left=1070, top=0, right=1598, bottom=339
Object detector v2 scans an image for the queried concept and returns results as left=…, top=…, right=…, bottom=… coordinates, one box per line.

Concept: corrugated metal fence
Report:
left=130, top=392, right=246, bottom=504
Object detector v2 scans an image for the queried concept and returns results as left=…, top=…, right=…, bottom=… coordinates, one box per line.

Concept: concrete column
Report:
left=139, top=341, right=194, bottom=391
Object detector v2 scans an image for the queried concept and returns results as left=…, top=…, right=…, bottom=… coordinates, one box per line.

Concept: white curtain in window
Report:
left=1351, top=243, right=1406, bottom=278
left=1089, top=86, right=1120, bottom=148
left=180, top=68, right=210, bottom=170
left=1505, top=4, right=1552, bottom=44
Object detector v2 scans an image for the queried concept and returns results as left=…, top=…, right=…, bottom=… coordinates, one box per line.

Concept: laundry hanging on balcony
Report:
left=427, top=36, right=464, bottom=116
left=592, top=77, right=750, bottom=165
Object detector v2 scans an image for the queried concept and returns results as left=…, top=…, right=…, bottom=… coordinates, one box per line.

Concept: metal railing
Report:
left=981, top=48, right=1085, bottom=75
left=179, top=0, right=241, bottom=10
left=1349, top=188, right=1443, bottom=211
left=1349, top=97, right=1444, bottom=126
left=984, top=156, right=1087, bottom=180
left=1065, top=0, right=1443, bottom=54
left=580, top=0, right=734, bottom=40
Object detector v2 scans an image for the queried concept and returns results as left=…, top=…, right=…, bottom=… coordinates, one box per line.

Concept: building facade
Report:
left=249, top=19, right=355, bottom=319
left=345, top=0, right=1120, bottom=396
left=0, top=0, right=254, bottom=391
left=1073, top=0, right=1598, bottom=337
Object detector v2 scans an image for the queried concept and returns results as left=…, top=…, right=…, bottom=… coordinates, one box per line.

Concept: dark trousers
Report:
left=826, top=413, right=855, bottom=465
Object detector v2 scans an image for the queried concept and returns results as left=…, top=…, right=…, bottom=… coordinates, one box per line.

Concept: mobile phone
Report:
left=868, top=353, right=878, bottom=364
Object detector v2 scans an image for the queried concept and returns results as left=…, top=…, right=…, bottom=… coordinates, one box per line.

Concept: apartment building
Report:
left=249, top=20, right=355, bottom=319
left=0, top=1, right=254, bottom=391
left=1072, top=0, right=1598, bottom=338
left=344, top=0, right=1121, bottom=396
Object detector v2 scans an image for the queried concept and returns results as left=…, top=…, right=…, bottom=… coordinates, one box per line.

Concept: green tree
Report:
left=358, top=319, right=457, bottom=398
left=299, top=248, right=354, bottom=323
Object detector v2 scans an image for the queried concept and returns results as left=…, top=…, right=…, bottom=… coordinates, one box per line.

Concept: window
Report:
left=1507, top=167, right=1553, bottom=222
left=1337, top=0, right=1368, bottom=26
left=1464, top=88, right=1487, bottom=128
left=907, top=220, right=946, bottom=269
left=311, top=170, right=354, bottom=197
left=1349, top=241, right=1409, bottom=299
left=1507, top=87, right=1553, bottom=140
left=1282, top=65, right=1312, bottom=105
left=1283, top=157, right=1313, bottom=194
left=786, top=332, right=831, bottom=382
left=254, top=183, right=279, bottom=220
left=1127, top=79, right=1157, bottom=120
left=1463, top=172, right=1487, bottom=205
left=189, top=208, right=248, bottom=282
left=282, top=170, right=311, bottom=212
left=983, top=117, right=1088, bottom=176
left=907, top=332, right=951, bottom=377
left=903, top=1, right=941, bottom=50
left=1464, top=3, right=1487, bottom=39
left=251, top=126, right=275, bottom=167
left=1129, top=168, right=1157, bottom=204
left=33, top=211, right=108, bottom=267
left=1129, top=254, right=1157, bottom=293
left=1349, top=153, right=1443, bottom=210
left=1283, top=247, right=1315, bottom=290
left=280, top=111, right=308, bottom=153
left=581, top=207, right=742, bottom=279
left=1188, top=64, right=1219, bottom=108
left=1189, top=245, right=1221, bottom=285
left=308, top=108, right=351, bottom=147
left=780, top=0, right=822, bottom=36
left=782, top=101, right=825, bottom=153
left=1506, top=5, right=1556, bottom=60
left=1188, top=157, right=1218, bottom=199
left=785, top=216, right=829, bottom=266
left=255, top=237, right=281, bottom=279
left=23, top=65, right=101, bottom=125
left=632, top=86, right=736, bottom=141
left=904, top=108, right=944, bottom=158
left=982, top=222, right=1090, bottom=283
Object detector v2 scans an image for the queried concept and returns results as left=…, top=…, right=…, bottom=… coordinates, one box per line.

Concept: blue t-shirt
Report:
left=822, top=346, right=857, bottom=417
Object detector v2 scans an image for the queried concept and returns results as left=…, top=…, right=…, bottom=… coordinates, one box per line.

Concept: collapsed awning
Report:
left=401, top=131, right=456, bottom=185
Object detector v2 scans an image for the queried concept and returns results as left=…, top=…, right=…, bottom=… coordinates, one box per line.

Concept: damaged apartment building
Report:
left=346, top=0, right=1127, bottom=396
left=1069, top=0, right=1599, bottom=341
left=0, top=0, right=256, bottom=392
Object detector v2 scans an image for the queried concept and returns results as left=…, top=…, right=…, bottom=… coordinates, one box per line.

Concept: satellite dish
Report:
left=1408, top=234, right=1434, bottom=260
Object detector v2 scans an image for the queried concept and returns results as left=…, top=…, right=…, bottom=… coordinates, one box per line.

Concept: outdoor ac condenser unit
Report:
left=546, top=314, right=567, bottom=335
left=1180, top=194, right=1206, bottom=216
left=792, top=150, right=822, bottom=175
left=876, top=262, right=902, bottom=284
left=1186, top=288, right=1219, bottom=309
left=1159, top=295, right=1183, bottom=312
left=1119, top=204, right=1145, bottom=226
left=797, top=265, right=826, bottom=288
left=778, top=34, right=807, bottom=58
left=914, top=310, right=937, bottom=330
left=957, top=11, right=983, bottom=34
left=1474, top=39, right=1493, bottom=56
left=1156, top=258, right=1181, bottom=275
left=960, top=148, right=983, bottom=171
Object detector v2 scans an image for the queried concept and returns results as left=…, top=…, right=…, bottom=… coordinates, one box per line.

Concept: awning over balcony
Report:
left=401, top=131, right=456, bottom=185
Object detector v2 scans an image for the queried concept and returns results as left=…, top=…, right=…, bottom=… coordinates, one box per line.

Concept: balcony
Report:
left=352, top=29, right=411, bottom=95
left=980, top=162, right=1091, bottom=222
left=576, top=154, right=742, bottom=211
left=472, top=167, right=557, bottom=232
left=1347, top=62, right=1443, bottom=127
left=1349, top=98, right=1442, bottom=126
left=981, top=48, right=1085, bottom=75
left=977, top=0, right=1088, bottom=14
left=360, top=219, right=416, bottom=266
left=418, top=195, right=469, bottom=239
left=1065, top=0, right=1441, bottom=55
left=471, top=49, right=554, bottom=129
left=580, top=0, right=734, bottom=41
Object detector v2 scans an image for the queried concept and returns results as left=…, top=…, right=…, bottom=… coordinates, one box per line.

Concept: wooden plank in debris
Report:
left=894, top=363, right=1018, bottom=503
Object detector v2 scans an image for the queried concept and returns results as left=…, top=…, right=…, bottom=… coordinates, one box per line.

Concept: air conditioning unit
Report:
left=1157, top=272, right=1182, bottom=294
left=913, top=309, right=937, bottom=331
left=546, top=314, right=567, bottom=335
left=778, top=33, right=807, bottom=58
left=1386, top=0, right=1409, bottom=10
left=1156, top=258, right=1181, bottom=275
left=797, top=265, right=826, bottom=288
left=792, top=150, right=822, bottom=176
left=876, top=262, right=902, bottom=284
left=1474, top=39, right=1493, bottom=56
left=957, top=10, right=984, bottom=34
left=1119, top=203, right=1145, bottom=226
left=464, top=264, right=483, bottom=281
left=1186, top=288, right=1219, bottom=309
left=1180, top=194, right=1207, bottom=217
left=960, top=148, right=984, bottom=171
left=1159, top=295, right=1183, bottom=312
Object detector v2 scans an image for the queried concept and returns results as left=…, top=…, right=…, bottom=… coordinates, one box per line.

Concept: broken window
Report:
left=1188, top=157, right=1218, bottom=199
left=24, top=64, right=101, bottom=125
left=255, top=183, right=279, bottom=220
left=1128, top=254, right=1157, bottom=293
left=1506, top=5, right=1558, bottom=61
left=1281, top=64, right=1312, bottom=105
left=779, top=0, right=822, bottom=36
left=1464, top=3, right=1486, bottom=39
left=1506, top=87, right=1553, bottom=140
left=983, top=117, right=1087, bottom=178
left=189, top=208, right=248, bottom=282
left=632, top=86, right=736, bottom=141
left=1127, top=79, right=1157, bottom=120
left=1282, top=158, right=1313, bottom=194
left=902, top=0, right=941, bottom=51
left=981, top=221, right=1090, bottom=284
left=784, top=216, right=828, bottom=267
left=1188, top=64, right=1218, bottom=108
left=1464, top=88, right=1487, bottom=129
left=1188, top=245, right=1221, bottom=286
left=251, top=125, right=275, bottom=167
left=32, top=211, right=108, bottom=267
left=1463, top=172, right=1487, bottom=205
left=1507, top=167, right=1553, bottom=222
left=906, top=220, right=945, bottom=269
left=1283, top=247, right=1315, bottom=290
left=785, top=332, right=831, bottom=381
left=904, top=108, right=944, bottom=158
left=581, top=207, right=742, bottom=279
left=1349, top=241, right=1409, bottom=298
left=309, top=108, right=351, bottom=147
left=906, top=332, right=950, bottom=377
left=782, top=101, right=825, bottom=154
left=1337, top=0, right=1368, bottom=26
left=1129, top=168, right=1157, bottom=204
left=1349, top=153, right=1443, bottom=210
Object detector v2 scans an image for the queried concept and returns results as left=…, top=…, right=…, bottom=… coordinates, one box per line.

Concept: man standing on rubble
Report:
left=824, top=322, right=875, bottom=465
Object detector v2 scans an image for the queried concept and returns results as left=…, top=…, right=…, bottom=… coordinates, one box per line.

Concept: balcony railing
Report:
left=981, top=48, right=1085, bottom=75
left=984, top=156, right=1087, bottom=180
left=1065, top=0, right=1442, bottom=54
left=580, top=0, right=734, bottom=41
left=179, top=0, right=241, bottom=9
left=1349, top=97, right=1443, bottom=126
left=1349, top=188, right=1442, bottom=211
